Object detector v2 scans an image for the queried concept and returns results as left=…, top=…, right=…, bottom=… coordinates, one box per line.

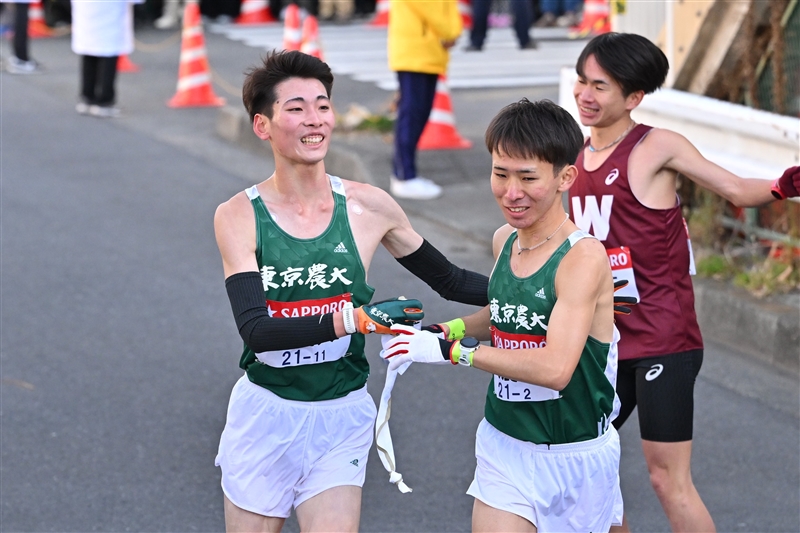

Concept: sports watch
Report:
left=341, top=302, right=357, bottom=335
left=457, top=337, right=481, bottom=367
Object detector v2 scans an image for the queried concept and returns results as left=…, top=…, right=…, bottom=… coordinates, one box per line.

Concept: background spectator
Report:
left=466, top=0, right=535, bottom=51
left=4, top=0, right=42, bottom=73
left=388, top=0, right=462, bottom=199
left=71, top=0, right=138, bottom=117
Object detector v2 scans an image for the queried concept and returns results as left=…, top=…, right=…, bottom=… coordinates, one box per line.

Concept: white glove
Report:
left=380, top=334, right=411, bottom=374
left=382, top=324, right=450, bottom=371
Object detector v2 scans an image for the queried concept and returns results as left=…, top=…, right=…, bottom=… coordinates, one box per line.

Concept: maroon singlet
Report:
left=569, top=124, right=703, bottom=361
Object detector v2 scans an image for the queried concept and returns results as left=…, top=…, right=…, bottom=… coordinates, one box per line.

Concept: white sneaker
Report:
left=6, top=56, right=41, bottom=74
left=155, top=0, right=181, bottom=29
left=390, top=176, right=443, bottom=200
left=75, top=101, right=90, bottom=115
left=88, top=104, right=121, bottom=118
left=154, top=13, right=179, bottom=29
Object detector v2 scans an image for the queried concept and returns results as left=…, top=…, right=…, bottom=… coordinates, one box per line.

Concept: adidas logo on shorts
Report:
left=350, top=459, right=359, bottom=467
left=334, top=242, right=348, bottom=253
left=535, top=288, right=546, bottom=299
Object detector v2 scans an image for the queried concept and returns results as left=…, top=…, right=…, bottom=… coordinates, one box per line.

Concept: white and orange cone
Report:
left=283, top=3, right=302, bottom=51
left=569, top=0, right=610, bottom=39
left=418, top=76, right=472, bottom=151
left=28, top=0, right=54, bottom=38
left=370, top=0, right=389, bottom=27
left=236, top=0, right=277, bottom=24
left=167, top=0, right=225, bottom=108
left=300, top=15, right=323, bottom=60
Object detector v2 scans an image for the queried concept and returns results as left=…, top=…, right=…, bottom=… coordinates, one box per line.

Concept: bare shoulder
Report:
left=638, top=127, right=693, bottom=156
left=492, top=224, right=515, bottom=259
left=341, top=178, right=411, bottom=232
left=340, top=178, right=423, bottom=258
left=560, top=236, right=611, bottom=282
left=214, top=190, right=253, bottom=230
left=568, top=235, right=608, bottom=263
left=342, top=179, right=404, bottom=217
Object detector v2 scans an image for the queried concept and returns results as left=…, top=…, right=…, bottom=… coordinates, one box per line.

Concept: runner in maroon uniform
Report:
left=568, top=32, right=800, bottom=532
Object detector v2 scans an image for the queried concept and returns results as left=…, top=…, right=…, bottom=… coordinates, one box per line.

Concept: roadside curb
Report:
left=694, top=278, right=799, bottom=374
left=215, top=106, right=800, bottom=376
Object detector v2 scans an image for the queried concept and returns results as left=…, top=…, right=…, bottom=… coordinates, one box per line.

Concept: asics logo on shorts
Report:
left=605, top=168, right=620, bottom=185
left=334, top=242, right=348, bottom=253
left=645, top=364, right=664, bottom=381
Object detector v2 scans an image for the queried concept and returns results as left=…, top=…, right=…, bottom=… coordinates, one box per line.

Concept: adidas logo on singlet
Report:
left=333, top=242, right=348, bottom=253
left=534, top=288, right=546, bottom=300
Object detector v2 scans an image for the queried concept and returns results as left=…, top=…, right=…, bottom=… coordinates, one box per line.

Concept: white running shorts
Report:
left=467, top=419, right=623, bottom=532
left=215, top=375, right=377, bottom=518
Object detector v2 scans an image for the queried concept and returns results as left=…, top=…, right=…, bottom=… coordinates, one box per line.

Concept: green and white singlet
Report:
left=485, top=229, right=620, bottom=445
left=239, top=175, right=375, bottom=402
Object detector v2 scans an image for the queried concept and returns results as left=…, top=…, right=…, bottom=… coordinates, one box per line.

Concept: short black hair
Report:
left=242, top=50, right=334, bottom=122
left=485, top=98, right=584, bottom=174
left=576, top=32, right=669, bottom=96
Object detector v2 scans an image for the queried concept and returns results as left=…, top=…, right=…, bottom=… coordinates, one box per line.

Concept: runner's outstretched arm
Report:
left=396, top=239, right=489, bottom=306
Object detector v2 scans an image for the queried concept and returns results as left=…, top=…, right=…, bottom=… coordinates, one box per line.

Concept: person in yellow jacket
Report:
left=388, top=0, right=462, bottom=200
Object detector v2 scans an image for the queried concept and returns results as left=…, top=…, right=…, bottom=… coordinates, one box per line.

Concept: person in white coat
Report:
left=71, top=0, right=138, bottom=117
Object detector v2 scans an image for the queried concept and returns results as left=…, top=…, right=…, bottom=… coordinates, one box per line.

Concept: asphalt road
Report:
left=2, top=30, right=798, bottom=532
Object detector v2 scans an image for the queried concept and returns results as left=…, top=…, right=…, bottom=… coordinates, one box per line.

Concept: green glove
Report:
left=343, top=297, right=424, bottom=335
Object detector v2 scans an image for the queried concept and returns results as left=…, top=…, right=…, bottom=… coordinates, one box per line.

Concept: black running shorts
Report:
left=612, top=350, right=704, bottom=442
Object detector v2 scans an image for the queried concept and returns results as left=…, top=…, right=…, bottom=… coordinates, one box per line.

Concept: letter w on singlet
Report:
left=571, top=196, right=613, bottom=241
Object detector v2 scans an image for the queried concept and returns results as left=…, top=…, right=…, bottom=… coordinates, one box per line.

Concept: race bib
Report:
left=494, top=375, right=560, bottom=402
left=606, top=246, right=640, bottom=303
left=490, top=327, right=560, bottom=402
left=254, top=294, right=352, bottom=368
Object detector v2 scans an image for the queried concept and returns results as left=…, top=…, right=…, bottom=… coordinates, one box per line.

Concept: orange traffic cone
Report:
left=283, top=3, right=302, bottom=51
left=167, top=0, right=225, bottom=108
left=300, top=15, right=323, bottom=60
left=417, top=76, right=472, bottom=151
left=569, top=0, right=610, bottom=39
left=236, top=0, right=277, bottom=24
left=370, top=0, right=389, bottom=27
left=458, top=0, right=472, bottom=30
left=28, top=0, right=54, bottom=38
left=118, top=55, right=140, bottom=73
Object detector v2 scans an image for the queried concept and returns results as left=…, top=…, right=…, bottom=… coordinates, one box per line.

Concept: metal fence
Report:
left=752, top=0, right=799, bottom=117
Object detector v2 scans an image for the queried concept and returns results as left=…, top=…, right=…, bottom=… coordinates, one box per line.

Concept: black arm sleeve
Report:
left=396, top=239, right=490, bottom=306
left=225, top=271, right=338, bottom=352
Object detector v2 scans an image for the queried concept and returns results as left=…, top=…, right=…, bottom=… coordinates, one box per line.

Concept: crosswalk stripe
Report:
left=209, top=23, right=586, bottom=91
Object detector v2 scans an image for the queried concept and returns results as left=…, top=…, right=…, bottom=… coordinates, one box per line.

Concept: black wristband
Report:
left=225, top=272, right=338, bottom=352
left=396, top=240, right=489, bottom=306
left=438, top=338, right=455, bottom=361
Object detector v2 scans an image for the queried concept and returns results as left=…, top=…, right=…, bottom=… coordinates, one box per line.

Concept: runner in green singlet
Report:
left=383, top=99, right=623, bottom=532
left=213, top=51, right=489, bottom=533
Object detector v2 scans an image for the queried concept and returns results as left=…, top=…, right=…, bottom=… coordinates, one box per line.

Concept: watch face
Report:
left=461, top=337, right=480, bottom=349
